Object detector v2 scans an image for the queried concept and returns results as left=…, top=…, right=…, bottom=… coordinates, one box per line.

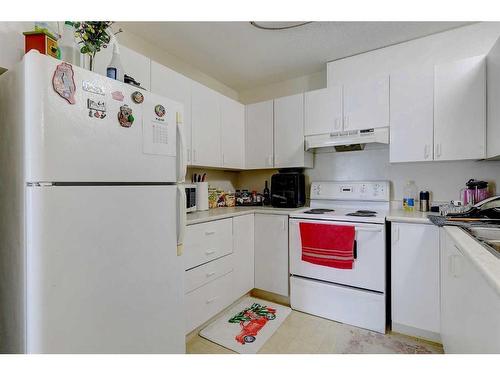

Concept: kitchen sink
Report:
left=467, top=226, right=500, bottom=241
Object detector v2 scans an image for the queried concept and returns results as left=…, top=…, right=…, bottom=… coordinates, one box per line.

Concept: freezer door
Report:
left=24, top=51, right=181, bottom=183
left=26, top=185, right=185, bottom=353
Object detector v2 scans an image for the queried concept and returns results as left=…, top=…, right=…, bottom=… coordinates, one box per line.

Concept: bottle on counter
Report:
left=403, top=180, right=418, bottom=212
left=263, top=180, right=270, bottom=206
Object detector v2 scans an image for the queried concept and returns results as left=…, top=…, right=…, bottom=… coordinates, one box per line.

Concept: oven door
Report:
left=289, top=218, right=385, bottom=292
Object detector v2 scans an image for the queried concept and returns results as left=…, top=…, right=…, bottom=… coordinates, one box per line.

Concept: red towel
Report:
left=299, top=222, right=356, bottom=269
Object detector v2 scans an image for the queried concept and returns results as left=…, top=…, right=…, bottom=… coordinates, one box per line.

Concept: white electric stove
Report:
left=289, top=181, right=390, bottom=333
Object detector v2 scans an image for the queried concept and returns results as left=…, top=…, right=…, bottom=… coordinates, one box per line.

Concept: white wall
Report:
left=307, top=147, right=500, bottom=203
left=0, top=22, right=33, bottom=72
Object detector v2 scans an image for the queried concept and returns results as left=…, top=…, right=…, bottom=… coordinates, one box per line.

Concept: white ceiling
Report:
left=119, top=21, right=472, bottom=91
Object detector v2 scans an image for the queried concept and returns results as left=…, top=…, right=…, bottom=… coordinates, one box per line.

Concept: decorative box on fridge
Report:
left=23, top=30, right=59, bottom=58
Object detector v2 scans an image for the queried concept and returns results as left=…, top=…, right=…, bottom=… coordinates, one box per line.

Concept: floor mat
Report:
left=199, top=297, right=291, bottom=354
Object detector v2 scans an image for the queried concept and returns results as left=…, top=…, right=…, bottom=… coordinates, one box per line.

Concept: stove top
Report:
left=346, top=210, right=377, bottom=217
left=303, top=208, right=335, bottom=214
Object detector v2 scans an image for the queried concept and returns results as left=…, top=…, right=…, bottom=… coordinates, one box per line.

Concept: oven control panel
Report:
left=311, top=181, right=390, bottom=201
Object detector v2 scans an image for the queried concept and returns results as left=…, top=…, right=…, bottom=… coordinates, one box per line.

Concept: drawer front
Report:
left=185, top=218, right=233, bottom=270
left=185, top=270, right=234, bottom=334
left=185, top=254, right=234, bottom=293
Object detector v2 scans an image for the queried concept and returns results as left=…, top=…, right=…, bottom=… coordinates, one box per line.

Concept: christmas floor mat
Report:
left=199, top=297, right=291, bottom=354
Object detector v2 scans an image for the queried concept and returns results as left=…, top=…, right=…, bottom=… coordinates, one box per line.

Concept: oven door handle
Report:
left=355, top=227, right=383, bottom=233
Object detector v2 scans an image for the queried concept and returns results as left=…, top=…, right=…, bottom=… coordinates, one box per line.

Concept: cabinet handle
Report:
left=222, top=153, right=225, bottom=166
left=193, top=149, right=197, bottom=163
left=356, top=227, right=383, bottom=233
left=344, top=115, right=349, bottom=129
left=206, top=297, right=218, bottom=304
left=267, top=155, right=273, bottom=167
left=206, top=272, right=216, bottom=278
left=424, top=145, right=429, bottom=160
left=283, top=218, right=287, bottom=231
left=392, top=226, right=399, bottom=244
left=187, top=148, right=191, bottom=163
left=205, top=231, right=216, bottom=236
left=334, top=117, right=340, bottom=130
left=205, top=249, right=216, bottom=255
left=435, top=144, right=441, bottom=158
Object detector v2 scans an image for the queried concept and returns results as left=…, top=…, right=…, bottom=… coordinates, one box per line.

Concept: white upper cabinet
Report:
left=191, top=81, right=221, bottom=167
left=487, top=37, right=500, bottom=159
left=304, top=86, right=343, bottom=135
left=93, top=45, right=151, bottom=90
left=434, top=55, right=486, bottom=161
left=220, top=96, right=245, bottom=169
left=150, top=61, right=192, bottom=164
left=343, top=76, right=389, bottom=131
left=245, top=100, right=274, bottom=169
left=274, top=94, right=313, bottom=168
left=390, top=65, right=434, bottom=163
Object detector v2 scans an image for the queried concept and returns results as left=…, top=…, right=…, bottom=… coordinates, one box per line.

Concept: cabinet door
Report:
left=440, top=230, right=500, bottom=353
left=274, top=93, right=311, bottom=168
left=254, top=214, right=289, bottom=296
left=390, top=66, right=434, bottom=163
left=434, top=55, right=486, bottom=161
left=245, top=100, right=274, bottom=168
left=304, top=86, right=343, bottom=135
left=391, top=223, right=440, bottom=341
left=220, top=96, right=245, bottom=169
left=343, top=76, right=389, bottom=131
left=232, top=214, right=255, bottom=299
left=191, top=81, right=221, bottom=167
left=93, top=45, right=151, bottom=90
left=150, top=61, right=192, bottom=164
left=487, top=37, right=500, bottom=159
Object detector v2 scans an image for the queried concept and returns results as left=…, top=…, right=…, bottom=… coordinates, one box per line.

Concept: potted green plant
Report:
left=70, top=21, right=119, bottom=71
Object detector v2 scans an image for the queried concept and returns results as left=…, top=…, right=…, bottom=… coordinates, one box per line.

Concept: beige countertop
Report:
left=186, top=206, right=301, bottom=225
left=386, top=208, right=440, bottom=224
left=445, top=226, right=500, bottom=296
left=187, top=206, right=440, bottom=225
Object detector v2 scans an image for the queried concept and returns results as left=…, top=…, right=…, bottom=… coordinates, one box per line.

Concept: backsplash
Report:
left=306, top=146, right=500, bottom=203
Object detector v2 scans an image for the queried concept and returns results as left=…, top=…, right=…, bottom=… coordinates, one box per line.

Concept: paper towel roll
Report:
left=196, top=182, right=209, bottom=211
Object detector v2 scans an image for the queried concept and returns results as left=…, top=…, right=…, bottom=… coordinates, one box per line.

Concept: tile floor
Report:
left=187, top=310, right=444, bottom=354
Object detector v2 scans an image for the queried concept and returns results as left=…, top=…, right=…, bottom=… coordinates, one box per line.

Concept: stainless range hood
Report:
left=305, top=127, right=389, bottom=151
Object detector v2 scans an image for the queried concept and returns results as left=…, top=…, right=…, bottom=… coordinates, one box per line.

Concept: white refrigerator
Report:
left=0, top=51, right=187, bottom=353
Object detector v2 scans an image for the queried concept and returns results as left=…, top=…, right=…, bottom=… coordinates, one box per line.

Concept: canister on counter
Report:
left=419, top=191, right=430, bottom=212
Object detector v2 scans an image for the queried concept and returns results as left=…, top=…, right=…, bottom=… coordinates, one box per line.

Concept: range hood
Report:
left=305, top=127, right=389, bottom=151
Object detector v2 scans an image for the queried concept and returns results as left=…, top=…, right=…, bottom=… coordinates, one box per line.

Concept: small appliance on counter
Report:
left=184, top=184, right=197, bottom=213
left=271, top=169, right=306, bottom=208
left=460, top=179, right=490, bottom=205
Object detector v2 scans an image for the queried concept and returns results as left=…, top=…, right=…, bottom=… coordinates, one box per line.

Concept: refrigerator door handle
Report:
left=176, top=114, right=187, bottom=183
left=176, top=185, right=187, bottom=256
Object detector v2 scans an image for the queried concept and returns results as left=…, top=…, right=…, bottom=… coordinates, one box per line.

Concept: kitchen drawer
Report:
left=185, top=254, right=234, bottom=294
left=184, top=218, right=233, bottom=270
left=185, top=270, right=234, bottom=333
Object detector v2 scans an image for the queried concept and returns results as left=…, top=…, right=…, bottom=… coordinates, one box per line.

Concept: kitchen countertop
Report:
left=386, top=208, right=439, bottom=224
left=445, top=226, right=500, bottom=296
left=188, top=206, right=440, bottom=225
left=186, top=206, right=302, bottom=225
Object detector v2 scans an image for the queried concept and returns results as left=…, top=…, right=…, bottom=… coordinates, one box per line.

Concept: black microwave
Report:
left=271, top=172, right=306, bottom=208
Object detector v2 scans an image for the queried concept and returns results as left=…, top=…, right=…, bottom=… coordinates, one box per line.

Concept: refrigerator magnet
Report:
left=131, top=91, right=144, bottom=104
left=52, top=62, right=76, bottom=104
left=82, top=80, right=105, bottom=96
left=111, top=91, right=124, bottom=101
left=154, top=104, right=166, bottom=119
left=118, top=105, right=134, bottom=128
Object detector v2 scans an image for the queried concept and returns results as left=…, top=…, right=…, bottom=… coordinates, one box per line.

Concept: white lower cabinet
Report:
left=440, top=229, right=500, bottom=353
left=254, top=214, right=289, bottom=296
left=232, top=214, right=255, bottom=298
left=185, top=269, right=234, bottom=334
left=391, top=223, right=441, bottom=342
left=184, top=215, right=256, bottom=334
